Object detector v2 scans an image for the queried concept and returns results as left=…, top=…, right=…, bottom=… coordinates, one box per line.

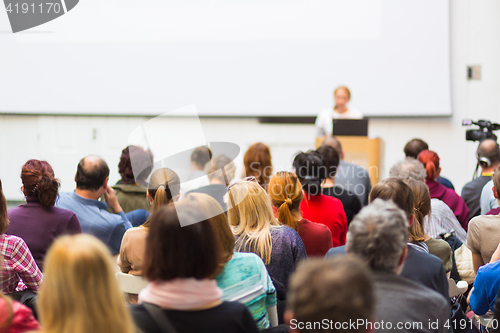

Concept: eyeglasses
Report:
left=228, top=176, right=257, bottom=191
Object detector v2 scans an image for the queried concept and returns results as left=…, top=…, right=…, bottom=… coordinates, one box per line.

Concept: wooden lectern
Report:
left=315, top=136, right=383, bottom=186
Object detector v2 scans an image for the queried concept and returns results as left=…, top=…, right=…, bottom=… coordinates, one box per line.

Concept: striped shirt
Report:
left=0, top=234, right=43, bottom=294
left=424, top=199, right=467, bottom=243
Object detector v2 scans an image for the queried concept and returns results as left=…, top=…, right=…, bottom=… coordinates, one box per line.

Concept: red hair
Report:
left=21, top=159, right=60, bottom=207
left=417, top=150, right=440, bottom=180
left=243, top=143, right=273, bottom=189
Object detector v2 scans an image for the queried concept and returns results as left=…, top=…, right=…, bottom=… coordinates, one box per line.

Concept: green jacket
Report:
left=112, top=184, right=150, bottom=213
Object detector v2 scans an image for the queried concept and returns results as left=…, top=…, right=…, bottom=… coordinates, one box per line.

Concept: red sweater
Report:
left=297, top=219, right=333, bottom=257
left=300, top=193, right=347, bottom=247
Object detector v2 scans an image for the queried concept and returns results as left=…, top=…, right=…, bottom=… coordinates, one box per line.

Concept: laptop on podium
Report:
left=332, top=119, right=368, bottom=136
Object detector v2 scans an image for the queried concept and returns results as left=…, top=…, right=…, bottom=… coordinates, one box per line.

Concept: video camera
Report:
left=462, top=119, right=500, bottom=142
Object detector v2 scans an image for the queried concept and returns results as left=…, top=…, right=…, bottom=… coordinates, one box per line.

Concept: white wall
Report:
left=1, top=0, right=499, bottom=200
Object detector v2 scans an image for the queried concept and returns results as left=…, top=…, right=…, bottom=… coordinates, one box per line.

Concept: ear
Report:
left=437, top=167, right=442, bottom=177
left=147, top=191, right=153, bottom=202
left=408, top=214, right=415, bottom=226
left=74, top=174, right=77, bottom=182
left=398, top=246, right=408, bottom=268
left=21, top=186, right=25, bottom=195
left=284, top=310, right=300, bottom=333
left=493, top=186, right=498, bottom=200
left=103, top=177, right=109, bottom=189
left=341, top=150, right=345, bottom=160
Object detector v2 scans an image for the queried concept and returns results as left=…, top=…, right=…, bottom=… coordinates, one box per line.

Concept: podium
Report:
left=315, top=136, right=383, bottom=186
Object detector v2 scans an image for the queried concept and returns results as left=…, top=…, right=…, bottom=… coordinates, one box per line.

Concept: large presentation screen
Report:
left=0, top=0, right=450, bottom=116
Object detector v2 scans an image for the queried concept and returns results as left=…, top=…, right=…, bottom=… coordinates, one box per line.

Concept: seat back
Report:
left=448, top=278, right=468, bottom=297
left=116, top=272, right=148, bottom=294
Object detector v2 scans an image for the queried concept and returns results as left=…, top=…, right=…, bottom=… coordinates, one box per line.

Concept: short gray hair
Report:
left=347, top=199, right=409, bottom=272
left=206, top=155, right=236, bottom=186
left=389, top=157, right=426, bottom=182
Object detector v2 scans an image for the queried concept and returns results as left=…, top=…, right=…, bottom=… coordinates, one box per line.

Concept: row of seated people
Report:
left=1, top=136, right=500, bottom=332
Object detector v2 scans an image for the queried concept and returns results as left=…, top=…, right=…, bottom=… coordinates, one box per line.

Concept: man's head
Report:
left=492, top=168, right=500, bottom=200
left=206, top=155, right=236, bottom=186
left=369, top=177, right=414, bottom=223
left=389, top=158, right=426, bottom=182
left=347, top=199, right=409, bottom=273
left=315, top=145, right=340, bottom=179
left=190, top=146, right=212, bottom=171
left=286, top=256, right=374, bottom=333
left=403, top=139, right=429, bottom=159
left=477, top=139, right=500, bottom=170
left=321, top=135, right=344, bottom=160
left=75, top=156, right=110, bottom=193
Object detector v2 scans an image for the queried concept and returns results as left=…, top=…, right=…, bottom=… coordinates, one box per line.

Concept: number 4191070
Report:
left=5, top=2, right=62, bottom=14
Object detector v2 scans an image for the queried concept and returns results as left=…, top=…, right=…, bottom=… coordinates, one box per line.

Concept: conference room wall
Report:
left=1, top=0, right=499, bottom=200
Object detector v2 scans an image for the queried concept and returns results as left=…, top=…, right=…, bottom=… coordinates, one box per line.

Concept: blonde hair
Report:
left=179, top=193, right=235, bottom=276
left=334, top=86, right=351, bottom=100
left=227, top=181, right=279, bottom=264
left=39, top=235, right=136, bottom=333
left=269, top=172, right=303, bottom=232
left=144, top=168, right=180, bottom=227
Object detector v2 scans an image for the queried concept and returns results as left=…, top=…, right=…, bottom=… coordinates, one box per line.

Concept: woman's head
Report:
left=405, top=179, right=430, bottom=243
left=143, top=204, right=220, bottom=282
left=148, top=168, right=181, bottom=214
left=369, top=177, right=414, bottom=221
left=315, top=145, right=340, bottom=179
left=417, top=150, right=441, bottom=181
left=292, top=150, right=327, bottom=196
left=118, top=146, right=154, bottom=183
left=0, top=180, right=8, bottom=235
left=179, top=193, right=234, bottom=276
left=21, top=159, right=60, bottom=207
left=243, top=143, right=273, bottom=189
left=334, top=86, right=351, bottom=109
left=269, top=172, right=303, bottom=232
left=227, top=179, right=279, bottom=264
left=39, top=234, right=135, bottom=333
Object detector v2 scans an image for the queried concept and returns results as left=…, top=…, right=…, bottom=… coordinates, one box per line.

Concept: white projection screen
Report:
left=0, top=0, right=450, bottom=117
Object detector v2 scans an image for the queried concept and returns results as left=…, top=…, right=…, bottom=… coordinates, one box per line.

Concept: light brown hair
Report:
left=405, top=179, right=429, bottom=243
left=369, top=177, right=414, bottom=220
left=334, top=86, right=351, bottom=100
left=494, top=168, right=500, bottom=198
left=269, top=172, right=303, bottom=232
left=144, top=168, right=181, bottom=228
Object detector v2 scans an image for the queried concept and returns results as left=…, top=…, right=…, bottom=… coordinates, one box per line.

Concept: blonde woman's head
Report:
left=39, top=234, right=135, bottom=333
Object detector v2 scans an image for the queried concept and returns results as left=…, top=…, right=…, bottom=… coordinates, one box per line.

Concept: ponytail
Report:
left=144, top=168, right=181, bottom=228
left=277, top=198, right=299, bottom=232
left=417, top=150, right=440, bottom=180
left=151, top=185, right=171, bottom=213
left=269, top=172, right=303, bottom=232
left=37, top=174, right=61, bottom=207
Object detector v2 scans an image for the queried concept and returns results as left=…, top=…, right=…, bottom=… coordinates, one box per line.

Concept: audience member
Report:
left=293, top=150, right=347, bottom=247
left=368, top=178, right=450, bottom=300
left=486, top=171, right=500, bottom=216
left=406, top=179, right=453, bottom=273
left=118, top=168, right=180, bottom=276
left=130, top=204, right=259, bottom=333
left=347, top=199, right=449, bottom=333
left=461, top=139, right=500, bottom=219
left=242, top=142, right=273, bottom=190
left=467, top=169, right=500, bottom=272
left=6, top=159, right=81, bottom=270
left=181, top=146, right=212, bottom=193
left=269, top=171, right=332, bottom=256
left=404, top=138, right=455, bottom=190
left=38, top=234, right=136, bottom=333
left=0, top=179, right=42, bottom=296
left=468, top=255, right=500, bottom=318
left=286, top=256, right=374, bottom=333
left=56, top=156, right=133, bottom=255
left=316, top=145, right=362, bottom=223
left=228, top=179, right=307, bottom=323
left=189, top=154, right=236, bottom=211
left=480, top=178, right=499, bottom=215
left=418, top=150, right=470, bottom=230
left=113, top=145, right=154, bottom=213
left=181, top=192, right=278, bottom=330
left=322, top=136, right=371, bottom=206
left=389, top=158, right=467, bottom=242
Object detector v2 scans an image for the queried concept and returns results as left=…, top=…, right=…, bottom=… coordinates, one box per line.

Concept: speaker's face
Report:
left=334, top=89, right=350, bottom=108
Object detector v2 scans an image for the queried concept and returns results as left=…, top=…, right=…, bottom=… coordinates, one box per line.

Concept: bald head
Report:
left=321, top=135, right=343, bottom=158
left=477, top=139, right=500, bottom=168
left=76, top=156, right=110, bottom=191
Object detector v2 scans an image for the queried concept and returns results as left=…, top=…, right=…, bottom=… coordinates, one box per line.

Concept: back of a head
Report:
left=118, top=145, right=154, bottom=183
left=227, top=180, right=277, bottom=264
left=206, top=155, right=236, bottom=186
left=0, top=180, right=8, bottom=235
left=316, top=145, right=340, bottom=179
left=21, top=159, right=60, bottom=208
left=144, top=204, right=220, bottom=282
left=405, top=179, right=430, bottom=243
left=243, top=143, right=273, bottom=187
left=477, top=139, right=500, bottom=168
left=347, top=199, right=409, bottom=272
left=321, top=136, right=342, bottom=157
left=179, top=192, right=234, bottom=274
left=288, top=256, right=373, bottom=333
left=417, top=150, right=440, bottom=181
left=191, top=146, right=213, bottom=169
left=293, top=150, right=327, bottom=196
left=76, top=156, right=110, bottom=191
left=39, top=234, right=135, bottom=333
left=389, top=158, right=426, bottom=182
left=269, top=171, right=303, bottom=232
left=148, top=168, right=181, bottom=214
left=493, top=169, right=500, bottom=198
left=369, top=177, right=414, bottom=220
left=404, top=139, right=429, bottom=159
